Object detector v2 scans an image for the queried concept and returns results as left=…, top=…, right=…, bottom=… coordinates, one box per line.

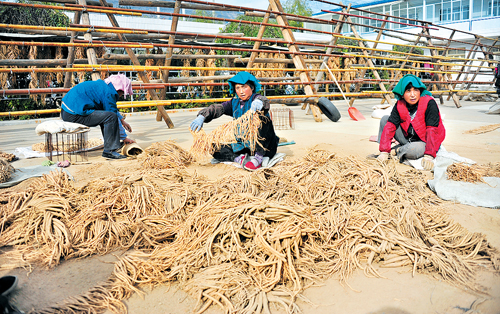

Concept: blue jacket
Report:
left=62, top=80, right=123, bottom=120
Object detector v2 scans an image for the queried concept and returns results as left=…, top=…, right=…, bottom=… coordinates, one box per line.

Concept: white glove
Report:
left=421, top=154, right=435, bottom=171
left=250, top=99, right=264, bottom=112
left=376, top=152, right=389, bottom=162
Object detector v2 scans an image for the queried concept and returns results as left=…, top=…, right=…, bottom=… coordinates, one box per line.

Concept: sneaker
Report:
left=243, top=156, right=262, bottom=171
left=102, top=151, right=127, bottom=159
left=234, top=154, right=246, bottom=166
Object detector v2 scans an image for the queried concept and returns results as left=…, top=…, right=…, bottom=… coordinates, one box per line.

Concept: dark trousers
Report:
left=61, top=109, right=121, bottom=151
left=213, top=115, right=279, bottom=162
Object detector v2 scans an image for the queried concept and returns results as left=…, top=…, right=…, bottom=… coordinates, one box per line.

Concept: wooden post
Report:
left=99, top=0, right=174, bottom=128
left=78, top=0, right=100, bottom=81
left=423, top=26, right=461, bottom=108
left=157, top=0, right=181, bottom=122
left=343, top=11, right=392, bottom=105
left=459, top=38, right=499, bottom=99
left=349, top=15, right=389, bottom=107
left=268, top=0, right=322, bottom=122
left=247, top=5, right=271, bottom=69
left=449, top=36, right=480, bottom=100
left=313, top=3, right=351, bottom=92
left=63, top=11, right=81, bottom=88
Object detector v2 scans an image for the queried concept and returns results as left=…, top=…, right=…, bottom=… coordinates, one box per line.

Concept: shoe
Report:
left=0, top=276, right=18, bottom=297
left=102, top=151, right=127, bottom=159
left=243, top=157, right=262, bottom=171
left=234, top=154, right=247, bottom=167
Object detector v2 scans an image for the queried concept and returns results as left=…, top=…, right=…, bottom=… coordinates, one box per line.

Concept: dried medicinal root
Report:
left=138, top=140, right=194, bottom=169
left=1, top=148, right=499, bottom=314
left=0, top=158, right=14, bottom=183
left=190, top=111, right=263, bottom=160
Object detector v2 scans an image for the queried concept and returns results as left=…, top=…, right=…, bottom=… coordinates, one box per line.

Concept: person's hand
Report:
left=123, top=138, right=135, bottom=144
left=421, top=154, right=435, bottom=171
left=376, top=152, right=389, bottom=162
left=121, top=119, right=132, bottom=133
left=190, top=115, right=205, bottom=132
left=250, top=99, right=263, bottom=112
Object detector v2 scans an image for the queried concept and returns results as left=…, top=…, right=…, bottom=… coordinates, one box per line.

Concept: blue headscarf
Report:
left=228, top=72, right=261, bottom=95
left=392, top=74, right=432, bottom=100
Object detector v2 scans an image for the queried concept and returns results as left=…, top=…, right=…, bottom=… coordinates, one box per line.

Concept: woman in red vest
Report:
left=375, top=74, right=445, bottom=170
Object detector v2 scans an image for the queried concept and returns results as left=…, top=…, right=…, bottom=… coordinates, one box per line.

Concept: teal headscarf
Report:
left=392, top=74, right=432, bottom=100
left=228, top=72, right=261, bottom=95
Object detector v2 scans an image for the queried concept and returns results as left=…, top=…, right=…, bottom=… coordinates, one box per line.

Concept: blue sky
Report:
left=215, top=0, right=374, bottom=13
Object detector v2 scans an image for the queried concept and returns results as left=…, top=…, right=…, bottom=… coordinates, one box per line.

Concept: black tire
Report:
left=317, top=97, right=341, bottom=122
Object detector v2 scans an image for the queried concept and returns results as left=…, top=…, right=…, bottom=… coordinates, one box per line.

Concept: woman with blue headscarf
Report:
left=375, top=74, right=446, bottom=170
left=190, top=72, right=279, bottom=171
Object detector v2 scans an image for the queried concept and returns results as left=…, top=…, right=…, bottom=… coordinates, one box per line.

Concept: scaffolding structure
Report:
left=0, top=0, right=498, bottom=124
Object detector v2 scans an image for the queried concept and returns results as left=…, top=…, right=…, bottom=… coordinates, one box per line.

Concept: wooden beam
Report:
left=78, top=0, right=100, bottom=81
left=158, top=0, right=181, bottom=122
left=247, top=5, right=271, bottom=69
left=63, top=11, right=80, bottom=88
left=268, top=0, right=322, bottom=122
left=99, top=0, right=174, bottom=128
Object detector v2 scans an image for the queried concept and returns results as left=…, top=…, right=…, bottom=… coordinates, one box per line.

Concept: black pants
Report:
left=213, top=115, right=279, bottom=162
left=61, top=109, right=121, bottom=151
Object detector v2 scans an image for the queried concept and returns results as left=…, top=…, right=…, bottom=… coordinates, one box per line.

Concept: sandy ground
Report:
left=1, top=98, right=500, bottom=314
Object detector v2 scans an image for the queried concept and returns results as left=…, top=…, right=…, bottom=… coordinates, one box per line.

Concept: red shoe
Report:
left=243, top=159, right=261, bottom=171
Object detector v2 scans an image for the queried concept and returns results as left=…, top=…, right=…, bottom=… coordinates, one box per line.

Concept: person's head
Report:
left=392, top=74, right=432, bottom=104
left=104, top=73, right=133, bottom=99
left=234, top=82, right=254, bottom=101
left=403, top=82, right=421, bottom=105
left=228, top=72, right=261, bottom=100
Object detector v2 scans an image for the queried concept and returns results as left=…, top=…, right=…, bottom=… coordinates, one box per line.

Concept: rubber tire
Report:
left=317, top=97, right=341, bottom=122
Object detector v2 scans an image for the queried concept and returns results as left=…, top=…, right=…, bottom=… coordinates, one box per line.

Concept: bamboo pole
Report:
left=247, top=5, right=271, bottom=69
left=0, top=58, right=115, bottom=66
left=0, top=1, right=142, bottom=16
left=0, top=41, right=154, bottom=49
left=0, top=23, right=148, bottom=34
left=77, top=0, right=100, bottom=81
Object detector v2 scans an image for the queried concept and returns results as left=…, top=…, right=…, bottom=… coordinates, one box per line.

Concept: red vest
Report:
left=380, top=95, right=445, bottom=157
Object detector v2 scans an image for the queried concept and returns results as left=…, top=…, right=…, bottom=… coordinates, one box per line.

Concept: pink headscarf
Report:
left=104, top=73, right=133, bottom=96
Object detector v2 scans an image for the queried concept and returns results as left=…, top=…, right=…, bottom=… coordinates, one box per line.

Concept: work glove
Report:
left=376, top=152, right=389, bottom=162
left=190, top=115, right=205, bottom=132
left=421, top=154, right=435, bottom=171
left=250, top=99, right=264, bottom=112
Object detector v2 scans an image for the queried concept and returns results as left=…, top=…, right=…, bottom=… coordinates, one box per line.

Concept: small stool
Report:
left=35, top=120, right=91, bottom=162
left=44, top=130, right=89, bottom=162
left=269, top=108, right=295, bottom=130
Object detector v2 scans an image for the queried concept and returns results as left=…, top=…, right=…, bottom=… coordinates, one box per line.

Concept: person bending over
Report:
left=375, top=74, right=446, bottom=170
left=190, top=72, right=279, bottom=171
left=61, top=74, right=134, bottom=159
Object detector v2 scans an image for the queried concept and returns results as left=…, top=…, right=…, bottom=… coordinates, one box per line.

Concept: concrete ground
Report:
left=1, top=98, right=499, bottom=167
left=1, top=98, right=500, bottom=314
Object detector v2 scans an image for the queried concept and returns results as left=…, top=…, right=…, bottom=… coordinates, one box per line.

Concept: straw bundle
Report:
left=2, top=148, right=497, bottom=314
left=326, top=57, right=341, bottom=92
left=464, top=123, right=500, bottom=135
left=190, top=111, right=263, bottom=160
left=155, top=48, right=165, bottom=80
left=137, top=140, right=194, bottom=170
left=0, top=158, right=14, bottom=183
left=181, top=49, right=192, bottom=78
left=195, top=49, right=206, bottom=77
left=28, top=46, right=39, bottom=100
left=342, top=58, right=356, bottom=92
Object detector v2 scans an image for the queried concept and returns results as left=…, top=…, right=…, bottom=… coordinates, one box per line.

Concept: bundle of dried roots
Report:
left=137, top=140, right=194, bottom=169
left=0, top=158, right=14, bottom=183
left=1, top=149, right=499, bottom=314
left=0, top=151, right=17, bottom=162
left=190, top=111, right=263, bottom=160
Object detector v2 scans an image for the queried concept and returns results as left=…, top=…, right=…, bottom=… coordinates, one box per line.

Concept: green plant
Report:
left=0, top=0, right=70, bottom=27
